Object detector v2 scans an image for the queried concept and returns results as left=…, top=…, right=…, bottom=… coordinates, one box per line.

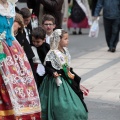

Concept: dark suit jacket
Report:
left=27, top=0, right=40, bottom=17
left=37, top=42, right=50, bottom=64
left=23, top=27, right=33, bottom=45
left=40, top=0, right=64, bottom=29
left=15, top=31, right=34, bottom=60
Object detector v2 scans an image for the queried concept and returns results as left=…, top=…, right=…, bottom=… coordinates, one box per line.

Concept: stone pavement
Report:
left=71, top=43, right=120, bottom=103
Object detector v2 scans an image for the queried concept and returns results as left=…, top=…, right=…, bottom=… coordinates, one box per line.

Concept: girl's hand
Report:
left=68, top=71, right=75, bottom=80
left=53, top=72, right=61, bottom=78
left=80, top=85, right=89, bottom=96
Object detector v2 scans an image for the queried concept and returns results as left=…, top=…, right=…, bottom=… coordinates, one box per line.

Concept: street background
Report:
left=69, top=18, right=120, bottom=120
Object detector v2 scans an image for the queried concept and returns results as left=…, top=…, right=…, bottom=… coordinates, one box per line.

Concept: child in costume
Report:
left=31, top=26, right=50, bottom=88
left=39, top=29, right=88, bottom=120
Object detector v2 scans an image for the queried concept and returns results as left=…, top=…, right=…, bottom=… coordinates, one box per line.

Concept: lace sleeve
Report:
left=44, top=50, right=62, bottom=70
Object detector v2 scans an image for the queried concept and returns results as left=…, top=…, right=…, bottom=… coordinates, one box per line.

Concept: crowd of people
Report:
left=0, top=0, right=89, bottom=119
left=0, top=0, right=120, bottom=119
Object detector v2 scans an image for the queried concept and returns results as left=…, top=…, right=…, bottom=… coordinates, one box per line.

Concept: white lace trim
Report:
left=0, top=1, right=16, bottom=18
left=50, top=32, right=60, bottom=50
left=44, top=47, right=71, bottom=70
left=45, top=50, right=61, bottom=70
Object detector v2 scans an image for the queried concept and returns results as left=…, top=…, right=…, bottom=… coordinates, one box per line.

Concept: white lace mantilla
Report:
left=0, top=1, right=17, bottom=18
left=44, top=47, right=71, bottom=70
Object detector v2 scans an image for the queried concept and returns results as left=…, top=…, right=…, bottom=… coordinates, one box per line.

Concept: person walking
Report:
left=93, top=0, right=120, bottom=52
left=91, top=0, right=98, bottom=15
left=39, top=29, right=88, bottom=120
left=40, top=0, right=64, bottom=29
left=68, top=0, right=92, bottom=35
left=0, top=0, right=41, bottom=119
left=27, top=0, right=40, bottom=18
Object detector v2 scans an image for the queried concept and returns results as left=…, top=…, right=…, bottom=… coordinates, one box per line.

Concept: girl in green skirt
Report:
left=39, top=29, right=88, bottom=120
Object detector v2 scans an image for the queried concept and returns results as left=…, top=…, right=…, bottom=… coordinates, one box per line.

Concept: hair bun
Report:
left=54, top=29, right=62, bottom=36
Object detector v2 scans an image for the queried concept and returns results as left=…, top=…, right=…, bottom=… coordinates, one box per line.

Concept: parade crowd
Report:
left=0, top=0, right=120, bottom=120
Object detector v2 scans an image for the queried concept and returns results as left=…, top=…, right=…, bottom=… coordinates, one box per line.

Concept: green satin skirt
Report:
left=39, top=75, right=88, bottom=120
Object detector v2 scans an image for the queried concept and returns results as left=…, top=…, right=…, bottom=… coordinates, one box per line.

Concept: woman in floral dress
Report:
left=0, top=0, right=41, bottom=119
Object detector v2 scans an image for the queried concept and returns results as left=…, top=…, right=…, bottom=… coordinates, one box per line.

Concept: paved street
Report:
left=69, top=18, right=120, bottom=120
left=70, top=42, right=120, bottom=120
left=86, top=100, right=120, bottom=120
